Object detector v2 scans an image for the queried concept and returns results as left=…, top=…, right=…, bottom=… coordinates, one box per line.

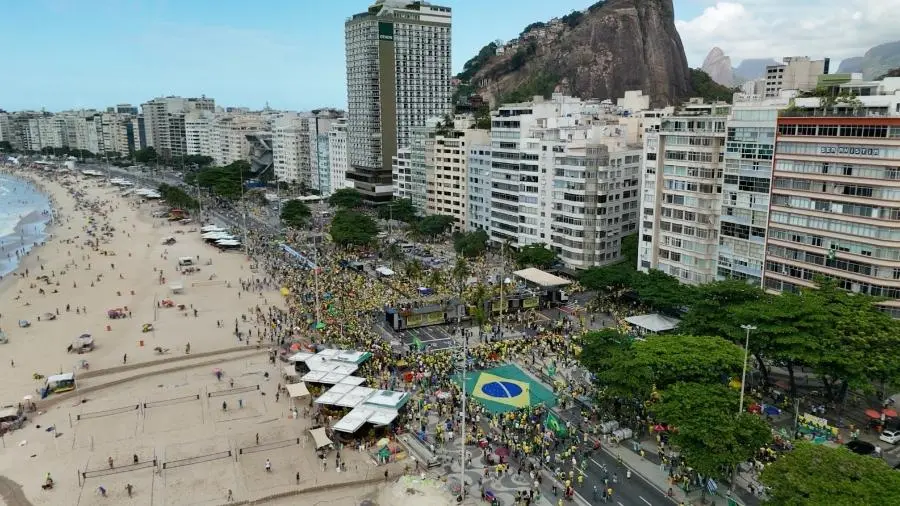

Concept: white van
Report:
left=178, top=257, right=195, bottom=267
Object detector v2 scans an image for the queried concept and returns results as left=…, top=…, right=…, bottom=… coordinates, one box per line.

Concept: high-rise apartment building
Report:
left=765, top=56, right=829, bottom=97
left=763, top=78, right=900, bottom=316
left=141, top=96, right=215, bottom=159
left=345, top=0, right=452, bottom=204
left=426, top=119, right=489, bottom=231
left=211, top=113, right=262, bottom=167
left=638, top=100, right=731, bottom=284
left=715, top=95, right=790, bottom=283
left=328, top=118, right=351, bottom=193
left=466, top=143, right=492, bottom=232
left=486, top=93, right=643, bottom=269
left=184, top=110, right=216, bottom=158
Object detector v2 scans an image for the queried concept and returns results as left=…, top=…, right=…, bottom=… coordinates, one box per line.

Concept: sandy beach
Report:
left=0, top=169, right=407, bottom=505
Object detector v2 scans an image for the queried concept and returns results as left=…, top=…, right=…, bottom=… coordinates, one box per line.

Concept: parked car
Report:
left=846, top=440, right=876, bottom=455
left=880, top=430, right=900, bottom=445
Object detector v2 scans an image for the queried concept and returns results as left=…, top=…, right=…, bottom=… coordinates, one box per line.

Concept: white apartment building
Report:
left=426, top=119, right=489, bottom=231
left=273, top=113, right=312, bottom=184
left=392, top=147, right=414, bottom=200
left=0, top=113, right=10, bottom=144
left=211, top=113, right=262, bottom=167
left=345, top=0, right=453, bottom=203
left=141, top=96, right=215, bottom=159
left=466, top=143, right=492, bottom=232
left=328, top=118, right=351, bottom=194
left=638, top=100, right=731, bottom=284
left=487, top=93, right=643, bottom=269
left=765, top=56, right=829, bottom=97
left=184, top=110, right=215, bottom=158
left=716, top=95, right=790, bottom=283
left=308, top=113, right=342, bottom=194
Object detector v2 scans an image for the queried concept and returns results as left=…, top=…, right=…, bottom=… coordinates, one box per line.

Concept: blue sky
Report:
left=0, top=0, right=845, bottom=112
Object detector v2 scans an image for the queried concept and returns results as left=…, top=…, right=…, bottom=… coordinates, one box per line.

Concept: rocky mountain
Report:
left=838, top=40, right=900, bottom=79
left=734, top=58, right=779, bottom=81
left=457, top=0, right=691, bottom=108
left=837, top=57, right=864, bottom=73
left=701, top=47, right=733, bottom=87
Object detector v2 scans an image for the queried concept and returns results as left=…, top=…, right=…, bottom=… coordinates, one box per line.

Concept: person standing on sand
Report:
left=123, top=354, right=127, bottom=364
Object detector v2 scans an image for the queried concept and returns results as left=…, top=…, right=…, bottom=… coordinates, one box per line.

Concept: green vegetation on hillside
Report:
left=689, top=68, right=736, bottom=103
left=456, top=42, right=497, bottom=82
left=561, top=10, right=584, bottom=28
left=501, top=71, right=559, bottom=104
left=877, top=67, right=900, bottom=79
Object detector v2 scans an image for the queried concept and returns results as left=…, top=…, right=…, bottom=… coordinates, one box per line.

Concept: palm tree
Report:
left=405, top=259, right=424, bottom=283
left=384, top=242, right=403, bottom=269
left=451, top=256, right=471, bottom=296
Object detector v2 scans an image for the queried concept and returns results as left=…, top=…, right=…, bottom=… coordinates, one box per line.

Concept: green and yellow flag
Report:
left=545, top=411, right=567, bottom=437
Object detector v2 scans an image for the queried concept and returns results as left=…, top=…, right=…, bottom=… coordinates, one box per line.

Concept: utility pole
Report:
left=738, top=324, right=756, bottom=415
left=313, top=247, right=321, bottom=326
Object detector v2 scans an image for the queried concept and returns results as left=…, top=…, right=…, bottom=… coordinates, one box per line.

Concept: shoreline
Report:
left=0, top=171, right=57, bottom=281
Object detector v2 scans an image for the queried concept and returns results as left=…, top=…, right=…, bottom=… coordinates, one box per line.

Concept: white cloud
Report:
left=676, top=0, right=900, bottom=67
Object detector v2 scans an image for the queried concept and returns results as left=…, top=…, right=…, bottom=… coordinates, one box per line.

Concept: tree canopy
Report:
left=377, top=198, right=418, bottom=223
left=280, top=199, right=311, bottom=229
left=516, top=243, right=558, bottom=269
left=185, top=160, right=250, bottom=199
left=0, top=141, right=13, bottom=152
left=760, top=442, right=900, bottom=505
left=415, top=215, right=455, bottom=238
left=329, top=209, right=378, bottom=246
left=157, top=183, right=199, bottom=210
left=453, top=230, right=489, bottom=259
left=328, top=188, right=363, bottom=209
left=134, top=147, right=157, bottom=164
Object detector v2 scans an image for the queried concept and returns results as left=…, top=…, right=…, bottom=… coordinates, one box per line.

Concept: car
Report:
left=845, top=440, right=876, bottom=455
left=880, top=430, right=900, bottom=445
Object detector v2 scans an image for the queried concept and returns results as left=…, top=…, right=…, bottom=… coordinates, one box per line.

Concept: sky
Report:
left=1, top=0, right=898, bottom=112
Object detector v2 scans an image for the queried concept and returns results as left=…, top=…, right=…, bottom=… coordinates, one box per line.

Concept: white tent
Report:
left=309, top=427, right=333, bottom=449
left=513, top=267, right=571, bottom=288
left=624, top=313, right=681, bottom=333
left=285, top=382, right=310, bottom=399
left=375, top=266, right=395, bottom=277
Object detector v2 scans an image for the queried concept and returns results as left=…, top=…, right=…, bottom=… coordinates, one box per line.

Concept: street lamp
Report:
left=738, top=324, right=757, bottom=415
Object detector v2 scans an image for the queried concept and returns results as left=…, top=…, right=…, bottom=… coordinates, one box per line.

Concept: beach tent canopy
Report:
left=513, top=268, right=571, bottom=288
left=283, top=366, right=299, bottom=378
left=48, top=372, right=74, bottom=383
left=285, top=382, right=310, bottom=399
left=624, top=313, right=681, bottom=333
left=375, top=266, right=395, bottom=276
left=309, top=427, right=333, bottom=449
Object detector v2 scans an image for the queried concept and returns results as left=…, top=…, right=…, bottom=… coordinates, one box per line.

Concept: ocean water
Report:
left=0, top=173, right=52, bottom=277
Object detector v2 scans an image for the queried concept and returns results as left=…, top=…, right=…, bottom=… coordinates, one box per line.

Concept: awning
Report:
left=309, top=427, right=333, bottom=449
left=513, top=267, right=571, bottom=288
left=285, top=382, right=310, bottom=399
left=624, top=313, right=681, bottom=333
left=283, top=366, right=298, bottom=378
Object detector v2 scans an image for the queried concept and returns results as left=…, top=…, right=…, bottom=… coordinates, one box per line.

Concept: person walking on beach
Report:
left=125, top=483, right=134, bottom=497
left=265, top=459, right=272, bottom=472
left=226, top=489, right=233, bottom=502
left=123, top=354, right=127, bottom=364
left=107, top=456, right=114, bottom=468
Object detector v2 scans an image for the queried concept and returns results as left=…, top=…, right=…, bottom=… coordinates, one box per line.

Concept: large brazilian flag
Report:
left=545, top=411, right=568, bottom=437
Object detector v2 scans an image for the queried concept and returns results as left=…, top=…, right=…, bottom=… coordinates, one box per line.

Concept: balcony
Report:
left=779, top=107, right=892, bottom=118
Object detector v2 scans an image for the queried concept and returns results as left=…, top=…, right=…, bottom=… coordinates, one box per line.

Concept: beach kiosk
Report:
left=40, top=373, right=76, bottom=398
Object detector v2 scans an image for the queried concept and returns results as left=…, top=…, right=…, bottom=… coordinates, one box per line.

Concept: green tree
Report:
left=328, top=188, right=363, bottom=209
left=0, top=140, right=13, bottom=152
left=157, top=184, right=199, bottom=210
left=678, top=279, right=766, bottom=341
left=450, top=256, right=471, bottom=296
left=329, top=209, right=378, bottom=246
left=187, top=160, right=248, bottom=199
left=415, top=215, right=455, bottom=239
left=377, top=198, right=418, bottom=223
left=516, top=243, right=558, bottom=269
left=280, top=199, right=311, bottom=229
left=631, top=269, right=696, bottom=316
left=453, top=230, right=489, bottom=259
left=579, top=265, right=635, bottom=302
left=578, top=329, right=636, bottom=389
left=594, top=335, right=744, bottom=401
left=731, top=290, right=833, bottom=397
left=689, top=68, right=737, bottom=103
left=654, top=382, right=740, bottom=426
left=134, top=147, right=157, bottom=164
left=404, top=258, right=425, bottom=283
left=760, top=442, right=900, bottom=505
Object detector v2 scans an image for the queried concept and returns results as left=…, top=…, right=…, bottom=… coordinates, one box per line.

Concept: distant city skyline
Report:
left=1, top=0, right=896, bottom=112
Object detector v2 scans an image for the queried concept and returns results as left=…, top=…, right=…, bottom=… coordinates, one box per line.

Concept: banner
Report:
left=545, top=412, right=568, bottom=437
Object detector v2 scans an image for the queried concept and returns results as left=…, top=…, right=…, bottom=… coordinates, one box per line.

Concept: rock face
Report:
left=837, top=57, right=864, bottom=73
left=837, top=41, right=900, bottom=79
left=466, top=0, right=691, bottom=107
left=734, top=58, right=779, bottom=81
left=701, top=47, right=734, bottom=87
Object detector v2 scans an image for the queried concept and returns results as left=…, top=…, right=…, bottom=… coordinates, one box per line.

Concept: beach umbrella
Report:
left=290, top=343, right=301, bottom=351
left=376, top=437, right=390, bottom=448
left=865, top=409, right=881, bottom=418
left=884, top=408, right=898, bottom=418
